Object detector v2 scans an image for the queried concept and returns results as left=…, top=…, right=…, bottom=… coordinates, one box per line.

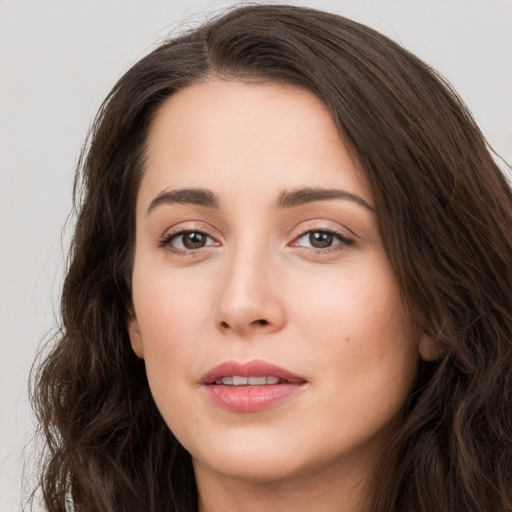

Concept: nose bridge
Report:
left=215, top=233, right=284, bottom=334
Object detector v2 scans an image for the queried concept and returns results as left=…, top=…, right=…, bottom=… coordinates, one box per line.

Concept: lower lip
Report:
left=203, top=383, right=305, bottom=412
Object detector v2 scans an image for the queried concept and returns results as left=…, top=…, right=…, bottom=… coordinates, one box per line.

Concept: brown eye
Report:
left=181, top=231, right=208, bottom=249
left=309, top=231, right=333, bottom=248
left=163, top=230, right=217, bottom=251
left=293, top=229, right=353, bottom=251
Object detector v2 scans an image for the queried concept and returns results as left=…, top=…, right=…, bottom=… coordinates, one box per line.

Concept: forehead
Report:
left=138, top=78, right=371, bottom=210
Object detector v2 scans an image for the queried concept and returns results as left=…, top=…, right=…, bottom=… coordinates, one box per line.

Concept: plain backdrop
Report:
left=1, top=1, right=511, bottom=510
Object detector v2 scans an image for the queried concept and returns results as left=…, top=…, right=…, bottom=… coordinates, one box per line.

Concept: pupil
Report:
left=310, top=231, right=333, bottom=248
left=183, top=232, right=206, bottom=249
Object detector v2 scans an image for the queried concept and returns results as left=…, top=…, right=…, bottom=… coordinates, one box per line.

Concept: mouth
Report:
left=201, top=359, right=307, bottom=412
left=201, top=359, right=307, bottom=385
left=212, top=375, right=285, bottom=386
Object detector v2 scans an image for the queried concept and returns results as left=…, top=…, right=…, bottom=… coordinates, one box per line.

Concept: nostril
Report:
left=218, top=318, right=270, bottom=330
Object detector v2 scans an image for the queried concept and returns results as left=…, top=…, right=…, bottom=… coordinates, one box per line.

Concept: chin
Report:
left=196, top=451, right=310, bottom=484
left=188, top=428, right=314, bottom=483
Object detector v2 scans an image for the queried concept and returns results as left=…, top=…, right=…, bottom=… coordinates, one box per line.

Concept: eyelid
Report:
left=290, top=222, right=353, bottom=241
left=158, top=221, right=220, bottom=240
left=159, top=229, right=214, bottom=246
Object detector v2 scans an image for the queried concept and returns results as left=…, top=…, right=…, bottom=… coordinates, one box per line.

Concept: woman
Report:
left=31, top=4, right=512, bottom=511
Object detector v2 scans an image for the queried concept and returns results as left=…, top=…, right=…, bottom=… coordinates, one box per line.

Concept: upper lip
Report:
left=201, top=359, right=307, bottom=385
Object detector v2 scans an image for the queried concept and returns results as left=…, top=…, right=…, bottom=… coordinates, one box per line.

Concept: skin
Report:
left=127, top=79, right=432, bottom=512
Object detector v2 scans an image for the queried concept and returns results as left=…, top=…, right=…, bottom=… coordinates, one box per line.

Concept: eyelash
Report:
left=158, top=226, right=354, bottom=256
left=158, top=228, right=216, bottom=255
left=291, top=226, right=354, bottom=254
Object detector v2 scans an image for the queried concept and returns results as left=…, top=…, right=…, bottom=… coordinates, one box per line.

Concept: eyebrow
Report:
left=146, top=188, right=220, bottom=215
left=276, top=187, right=374, bottom=211
left=146, top=186, right=374, bottom=215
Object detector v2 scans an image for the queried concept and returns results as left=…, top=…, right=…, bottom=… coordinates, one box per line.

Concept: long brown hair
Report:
left=31, top=4, right=512, bottom=511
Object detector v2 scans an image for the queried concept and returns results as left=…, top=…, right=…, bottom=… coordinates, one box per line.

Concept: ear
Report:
left=126, top=313, right=144, bottom=359
left=418, top=332, right=439, bottom=361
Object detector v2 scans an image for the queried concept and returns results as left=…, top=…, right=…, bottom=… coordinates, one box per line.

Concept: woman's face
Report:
left=128, top=79, right=425, bottom=487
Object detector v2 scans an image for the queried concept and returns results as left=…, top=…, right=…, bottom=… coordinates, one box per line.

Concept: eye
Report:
left=293, top=229, right=353, bottom=250
left=160, top=230, right=218, bottom=252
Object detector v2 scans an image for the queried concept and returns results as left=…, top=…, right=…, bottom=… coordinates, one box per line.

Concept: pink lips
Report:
left=201, top=359, right=307, bottom=412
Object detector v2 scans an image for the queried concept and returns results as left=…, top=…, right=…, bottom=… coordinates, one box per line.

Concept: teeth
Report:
left=214, top=376, right=282, bottom=386
left=248, top=376, right=266, bottom=385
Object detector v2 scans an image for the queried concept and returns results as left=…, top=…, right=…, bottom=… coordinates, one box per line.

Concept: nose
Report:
left=214, top=244, right=286, bottom=337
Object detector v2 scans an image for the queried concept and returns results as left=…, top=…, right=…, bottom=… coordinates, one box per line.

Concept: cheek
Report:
left=133, top=256, right=214, bottom=344
left=290, top=255, right=419, bottom=409
left=293, top=257, right=413, bottom=349
left=130, top=264, right=214, bottom=412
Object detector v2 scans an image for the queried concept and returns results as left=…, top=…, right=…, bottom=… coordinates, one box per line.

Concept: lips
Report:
left=201, top=359, right=307, bottom=412
left=201, top=359, right=307, bottom=385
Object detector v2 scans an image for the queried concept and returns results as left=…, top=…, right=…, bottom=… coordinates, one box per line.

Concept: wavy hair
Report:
left=31, top=4, right=512, bottom=511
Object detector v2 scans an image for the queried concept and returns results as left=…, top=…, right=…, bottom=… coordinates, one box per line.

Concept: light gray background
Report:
left=1, top=1, right=511, bottom=510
